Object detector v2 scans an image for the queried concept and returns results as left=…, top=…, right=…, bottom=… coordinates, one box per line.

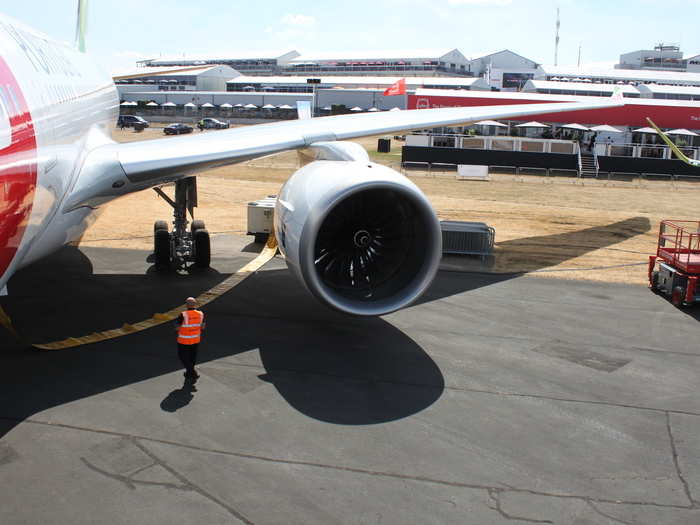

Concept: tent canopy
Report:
left=145, top=101, right=159, bottom=106
left=349, top=106, right=364, bottom=112
left=200, top=102, right=215, bottom=108
left=590, top=124, right=622, bottom=133
left=389, top=107, right=401, bottom=112
left=515, top=121, right=548, bottom=128
left=475, top=119, right=507, bottom=127
left=184, top=102, right=196, bottom=108
left=219, top=103, right=233, bottom=108
left=278, top=104, right=293, bottom=109
left=161, top=101, right=176, bottom=107
left=632, top=127, right=657, bottom=133
left=367, top=107, right=379, bottom=112
left=561, top=123, right=589, bottom=131
left=262, top=104, right=276, bottom=109
left=243, top=103, right=258, bottom=109
left=667, top=128, right=698, bottom=136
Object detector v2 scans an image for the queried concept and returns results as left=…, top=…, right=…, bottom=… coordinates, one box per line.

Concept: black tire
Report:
left=671, top=286, right=686, bottom=307
left=194, top=229, right=211, bottom=268
left=154, top=220, right=168, bottom=233
left=191, top=219, right=205, bottom=233
left=154, top=229, right=171, bottom=270
left=651, top=270, right=659, bottom=291
left=254, top=233, right=268, bottom=244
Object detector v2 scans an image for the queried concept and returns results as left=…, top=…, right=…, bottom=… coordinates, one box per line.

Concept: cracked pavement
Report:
left=1, top=235, right=699, bottom=524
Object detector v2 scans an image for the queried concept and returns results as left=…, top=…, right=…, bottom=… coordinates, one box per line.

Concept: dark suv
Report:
left=117, top=115, right=150, bottom=128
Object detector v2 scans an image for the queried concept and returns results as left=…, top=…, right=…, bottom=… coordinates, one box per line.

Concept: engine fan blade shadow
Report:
left=0, top=244, right=444, bottom=439
left=419, top=216, right=652, bottom=306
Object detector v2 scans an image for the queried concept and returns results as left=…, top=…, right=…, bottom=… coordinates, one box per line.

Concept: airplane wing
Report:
left=66, top=99, right=623, bottom=210
left=646, top=117, right=700, bottom=167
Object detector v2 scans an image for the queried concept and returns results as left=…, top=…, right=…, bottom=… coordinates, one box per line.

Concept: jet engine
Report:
left=275, top=156, right=441, bottom=316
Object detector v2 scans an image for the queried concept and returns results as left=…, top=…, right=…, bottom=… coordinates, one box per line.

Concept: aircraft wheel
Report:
left=194, top=229, right=211, bottom=268
left=154, top=229, right=171, bottom=270
left=191, top=219, right=205, bottom=233
left=671, top=286, right=686, bottom=308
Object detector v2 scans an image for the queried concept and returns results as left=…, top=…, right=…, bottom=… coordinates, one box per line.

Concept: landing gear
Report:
left=152, top=177, right=211, bottom=270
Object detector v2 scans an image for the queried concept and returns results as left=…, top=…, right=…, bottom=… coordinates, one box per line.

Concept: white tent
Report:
left=184, top=102, right=197, bottom=108
left=590, top=124, right=623, bottom=133
left=243, top=103, right=258, bottom=109
left=161, top=101, right=176, bottom=107
left=632, top=127, right=657, bottom=134
left=349, top=106, right=364, bottom=112
left=200, top=102, right=215, bottom=108
left=475, top=120, right=507, bottom=127
left=233, top=103, right=244, bottom=108
left=119, top=101, right=132, bottom=106
left=561, top=123, right=589, bottom=131
left=321, top=106, right=332, bottom=111
left=220, top=103, right=233, bottom=108
left=278, top=104, right=293, bottom=109
left=367, top=107, right=379, bottom=112
left=515, top=121, right=548, bottom=128
left=667, top=128, right=698, bottom=136
left=389, top=107, right=401, bottom=112
left=262, top=104, right=276, bottom=109
left=146, top=101, right=159, bottom=107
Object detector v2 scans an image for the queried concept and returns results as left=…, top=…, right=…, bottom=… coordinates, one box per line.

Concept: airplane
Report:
left=0, top=4, right=624, bottom=317
left=646, top=118, right=700, bottom=167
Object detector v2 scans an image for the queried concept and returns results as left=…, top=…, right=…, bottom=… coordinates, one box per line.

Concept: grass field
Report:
left=79, top=126, right=700, bottom=285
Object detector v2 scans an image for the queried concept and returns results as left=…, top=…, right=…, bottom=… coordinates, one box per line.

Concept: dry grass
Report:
left=81, top=126, right=700, bottom=285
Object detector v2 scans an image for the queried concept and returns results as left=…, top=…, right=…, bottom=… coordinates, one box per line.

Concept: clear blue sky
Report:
left=3, top=0, right=699, bottom=73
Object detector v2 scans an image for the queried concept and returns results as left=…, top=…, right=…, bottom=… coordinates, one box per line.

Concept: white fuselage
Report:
left=0, top=14, right=118, bottom=292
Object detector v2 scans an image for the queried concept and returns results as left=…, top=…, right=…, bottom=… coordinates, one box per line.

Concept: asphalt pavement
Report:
left=0, top=233, right=699, bottom=524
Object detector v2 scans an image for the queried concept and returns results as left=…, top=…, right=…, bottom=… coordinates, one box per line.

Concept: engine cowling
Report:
left=275, top=160, right=441, bottom=316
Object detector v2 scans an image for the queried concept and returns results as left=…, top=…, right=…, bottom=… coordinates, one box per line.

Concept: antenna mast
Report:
left=554, top=8, right=560, bottom=66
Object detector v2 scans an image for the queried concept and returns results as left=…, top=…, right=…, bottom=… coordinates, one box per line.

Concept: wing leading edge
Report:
left=65, top=99, right=623, bottom=211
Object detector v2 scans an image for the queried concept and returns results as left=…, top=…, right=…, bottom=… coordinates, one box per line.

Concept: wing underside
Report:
left=65, top=99, right=623, bottom=211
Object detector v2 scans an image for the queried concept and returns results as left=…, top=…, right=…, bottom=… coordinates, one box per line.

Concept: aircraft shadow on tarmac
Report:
left=2, top=215, right=686, bottom=439
left=420, top=216, right=654, bottom=305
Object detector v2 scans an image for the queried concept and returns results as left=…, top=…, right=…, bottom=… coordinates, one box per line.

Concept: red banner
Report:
left=384, top=78, right=406, bottom=96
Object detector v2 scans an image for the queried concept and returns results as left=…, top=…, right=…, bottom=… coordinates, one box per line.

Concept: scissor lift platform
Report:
left=648, top=220, right=700, bottom=307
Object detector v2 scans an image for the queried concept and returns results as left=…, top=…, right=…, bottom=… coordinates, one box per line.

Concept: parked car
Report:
left=117, top=115, right=149, bottom=128
left=200, top=118, right=230, bottom=129
left=163, top=123, right=193, bottom=135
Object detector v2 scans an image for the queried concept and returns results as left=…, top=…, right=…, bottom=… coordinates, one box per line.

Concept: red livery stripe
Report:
left=0, top=56, right=37, bottom=280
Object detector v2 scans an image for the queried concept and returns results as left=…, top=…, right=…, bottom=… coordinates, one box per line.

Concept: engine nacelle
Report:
left=275, top=159, right=441, bottom=316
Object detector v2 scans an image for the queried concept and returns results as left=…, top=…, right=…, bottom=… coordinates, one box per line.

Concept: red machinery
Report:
left=648, top=220, right=700, bottom=307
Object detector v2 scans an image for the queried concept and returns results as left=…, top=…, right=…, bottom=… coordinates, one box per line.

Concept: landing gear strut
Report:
left=153, top=177, right=210, bottom=270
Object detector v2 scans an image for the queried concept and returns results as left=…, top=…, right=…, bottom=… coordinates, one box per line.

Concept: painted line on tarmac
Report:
left=1, top=234, right=278, bottom=351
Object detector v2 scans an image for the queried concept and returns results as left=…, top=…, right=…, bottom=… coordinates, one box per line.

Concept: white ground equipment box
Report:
left=440, top=220, right=495, bottom=257
left=457, top=164, right=490, bottom=181
left=247, top=195, right=276, bottom=243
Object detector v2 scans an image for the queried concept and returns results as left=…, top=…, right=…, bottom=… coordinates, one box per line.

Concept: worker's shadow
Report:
left=160, top=381, right=197, bottom=412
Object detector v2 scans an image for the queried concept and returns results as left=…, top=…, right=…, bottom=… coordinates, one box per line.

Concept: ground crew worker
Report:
left=175, top=297, right=206, bottom=382
left=198, top=119, right=205, bottom=131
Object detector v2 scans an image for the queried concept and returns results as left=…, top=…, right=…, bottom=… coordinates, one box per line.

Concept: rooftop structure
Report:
left=618, top=44, right=685, bottom=71
left=285, top=49, right=470, bottom=77
left=226, top=75, right=490, bottom=93
left=136, top=51, right=300, bottom=74
left=540, top=65, right=700, bottom=87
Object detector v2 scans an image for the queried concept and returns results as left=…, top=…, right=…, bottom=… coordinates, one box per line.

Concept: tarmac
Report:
left=1, top=232, right=699, bottom=524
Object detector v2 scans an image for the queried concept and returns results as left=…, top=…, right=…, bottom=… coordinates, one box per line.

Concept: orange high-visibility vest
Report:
left=177, top=309, right=204, bottom=345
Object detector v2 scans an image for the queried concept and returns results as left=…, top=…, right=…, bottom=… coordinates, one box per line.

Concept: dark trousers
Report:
left=178, top=343, right=199, bottom=377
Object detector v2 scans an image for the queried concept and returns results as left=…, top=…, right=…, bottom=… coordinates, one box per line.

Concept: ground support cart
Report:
left=648, top=220, right=700, bottom=307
